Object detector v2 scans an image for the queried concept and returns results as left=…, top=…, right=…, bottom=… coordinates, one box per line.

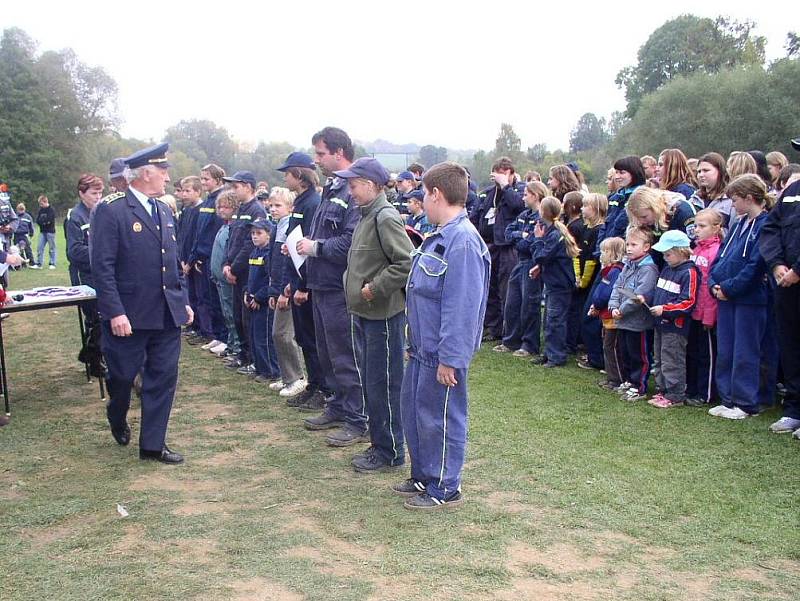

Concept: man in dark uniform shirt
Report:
left=91, top=142, right=193, bottom=464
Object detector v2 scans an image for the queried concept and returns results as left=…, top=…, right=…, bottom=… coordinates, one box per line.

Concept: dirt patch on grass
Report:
left=484, top=490, right=538, bottom=515
left=189, top=403, right=239, bottom=420
left=507, top=540, right=607, bottom=575
left=23, top=512, right=99, bottom=549
left=223, top=577, right=304, bottom=601
left=496, top=578, right=598, bottom=600
left=173, top=500, right=241, bottom=517
left=129, top=472, right=221, bottom=494
left=195, top=447, right=258, bottom=468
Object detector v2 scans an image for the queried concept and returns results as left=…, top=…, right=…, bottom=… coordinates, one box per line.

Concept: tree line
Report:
left=1, top=16, right=798, bottom=214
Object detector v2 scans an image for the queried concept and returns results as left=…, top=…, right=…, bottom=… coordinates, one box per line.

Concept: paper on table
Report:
left=286, top=225, right=306, bottom=276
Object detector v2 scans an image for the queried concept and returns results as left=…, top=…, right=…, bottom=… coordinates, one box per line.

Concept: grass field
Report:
left=1, top=231, right=799, bottom=600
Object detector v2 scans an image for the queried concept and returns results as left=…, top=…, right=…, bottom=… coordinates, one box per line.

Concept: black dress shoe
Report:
left=139, top=447, right=184, bottom=464
left=110, top=422, right=131, bottom=446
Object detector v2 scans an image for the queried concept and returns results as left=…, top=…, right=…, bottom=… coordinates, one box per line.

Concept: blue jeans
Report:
left=36, top=232, right=56, bottom=266
left=353, top=312, right=406, bottom=465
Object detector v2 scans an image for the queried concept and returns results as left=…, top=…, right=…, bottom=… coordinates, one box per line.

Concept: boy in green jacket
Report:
left=337, top=158, right=413, bottom=472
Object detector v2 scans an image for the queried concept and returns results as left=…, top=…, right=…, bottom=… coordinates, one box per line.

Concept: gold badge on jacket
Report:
left=133, top=222, right=142, bottom=232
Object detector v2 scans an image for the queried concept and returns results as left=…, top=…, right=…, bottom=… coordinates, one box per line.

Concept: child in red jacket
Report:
left=686, top=208, right=722, bottom=406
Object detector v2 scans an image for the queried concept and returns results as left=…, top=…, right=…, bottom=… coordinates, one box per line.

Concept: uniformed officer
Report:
left=91, top=142, right=193, bottom=464
left=394, top=162, right=490, bottom=510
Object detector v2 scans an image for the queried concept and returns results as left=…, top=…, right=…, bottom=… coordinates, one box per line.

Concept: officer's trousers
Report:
left=102, top=322, right=180, bottom=451
left=312, top=289, right=367, bottom=432
left=402, top=355, right=468, bottom=501
left=774, top=284, right=800, bottom=419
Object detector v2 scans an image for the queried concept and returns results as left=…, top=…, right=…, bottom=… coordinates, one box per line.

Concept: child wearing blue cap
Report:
left=646, top=230, right=700, bottom=408
left=245, top=218, right=280, bottom=384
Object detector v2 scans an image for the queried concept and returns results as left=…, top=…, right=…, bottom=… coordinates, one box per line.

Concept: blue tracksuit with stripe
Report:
left=403, top=210, right=490, bottom=501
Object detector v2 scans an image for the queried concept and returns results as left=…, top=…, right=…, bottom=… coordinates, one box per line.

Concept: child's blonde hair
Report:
left=216, top=189, right=241, bottom=210
left=694, top=208, right=723, bottom=230
left=525, top=180, right=549, bottom=201
left=626, top=226, right=655, bottom=247
left=666, top=246, right=692, bottom=260
left=599, top=236, right=625, bottom=266
left=582, top=193, right=607, bottom=227
left=540, top=196, right=580, bottom=258
left=268, top=186, right=296, bottom=206
left=627, top=186, right=669, bottom=230
left=16, top=202, right=26, bottom=212
left=727, top=151, right=758, bottom=180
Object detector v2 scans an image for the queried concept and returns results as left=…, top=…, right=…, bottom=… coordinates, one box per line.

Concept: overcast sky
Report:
left=3, top=1, right=796, bottom=152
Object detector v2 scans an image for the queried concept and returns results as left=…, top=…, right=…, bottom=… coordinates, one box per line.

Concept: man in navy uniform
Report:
left=91, top=143, right=193, bottom=464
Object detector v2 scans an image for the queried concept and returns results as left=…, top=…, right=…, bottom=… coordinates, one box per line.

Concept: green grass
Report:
left=1, top=226, right=798, bottom=600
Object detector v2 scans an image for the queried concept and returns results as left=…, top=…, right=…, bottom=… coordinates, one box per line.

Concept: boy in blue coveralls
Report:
left=394, top=162, right=490, bottom=510
left=246, top=219, right=280, bottom=383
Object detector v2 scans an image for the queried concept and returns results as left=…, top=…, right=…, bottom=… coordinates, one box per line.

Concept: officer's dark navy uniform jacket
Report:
left=761, top=180, right=800, bottom=276
left=470, top=181, right=526, bottom=246
left=189, top=188, right=223, bottom=263
left=177, top=203, right=199, bottom=264
left=91, top=190, right=188, bottom=328
left=225, top=197, right=268, bottom=280
left=283, top=187, right=321, bottom=293
left=306, top=177, right=359, bottom=291
left=532, top=224, right=577, bottom=293
left=651, top=260, right=700, bottom=335
left=65, top=201, right=94, bottom=287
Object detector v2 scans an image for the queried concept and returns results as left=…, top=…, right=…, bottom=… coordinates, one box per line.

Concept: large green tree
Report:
left=616, top=15, right=766, bottom=117
left=569, top=113, right=610, bottom=153
left=164, top=119, right=237, bottom=170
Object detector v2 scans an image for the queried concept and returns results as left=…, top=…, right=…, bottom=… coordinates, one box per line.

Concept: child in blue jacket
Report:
left=589, top=237, right=626, bottom=389
left=530, top=197, right=580, bottom=368
left=708, top=174, right=776, bottom=420
left=494, top=181, right=548, bottom=357
left=647, top=231, right=700, bottom=408
left=246, top=219, right=280, bottom=383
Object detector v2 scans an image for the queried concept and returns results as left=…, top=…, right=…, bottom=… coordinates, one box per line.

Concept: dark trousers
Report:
left=291, top=294, right=326, bottom=391
left=502, top=260, right=542, bottom=354
left=312, top=289, right=367, bottom=432
left=186, top=269, right=201, bottom=334
left=484, top=244, right=517, bottom=338
left=353, top=312, right=406, bottom=465
left=567, top=288, right=589, bottom=353
left=653, top=330, right=688, bottom=401
left=580, top=279, right=605, bottom=368
left=774, top=284, right=800, bottom=419
left=102, top=322, right=180, bottom=451
left=543, top=289, right=571, bottom=365
left=620, top=329, right=653, bottom=394
left=233, top=280, right=250, bottom=363
left=197, top=266, right=227, bottom=341
left=716, top=301, right=776, bottom=414
left=602, top=328, right=624, bottom=386
left=686, top=320, right=716, bottom=403
left=402, top=356, right=467, bottom=501
left=13, top=234, right=34, bottom=265
left=249, top=305, right=279, bottom=378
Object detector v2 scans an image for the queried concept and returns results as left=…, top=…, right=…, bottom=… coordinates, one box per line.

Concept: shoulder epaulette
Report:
left=102, top=192, right=126, bottom=204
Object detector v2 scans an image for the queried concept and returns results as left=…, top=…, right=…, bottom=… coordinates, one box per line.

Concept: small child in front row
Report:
left=647, top=231, right=700, bottom=408
left=245, top=219, right=280, bottom=384
left=608, top=227, right=659, bottom=401
left=405, top=190, right=435, bottom=236
left=686, top=208, right=723, bottom=406
left=588, top=237, right=626, bottom=389
left=530, top=196, right=580, bottom=368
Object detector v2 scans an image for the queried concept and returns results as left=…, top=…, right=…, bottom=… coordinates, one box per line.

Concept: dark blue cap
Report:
left=566, top=161, right=580, bottom=173
left=333, top=157, right=390, bottom=186
left=407, top=189, right=425, bottom=202
left=109, top=158, right=127, bottom=179
left=792, top=138, right=800, bottom=151
left=396, top=171, right=415, bottom=182
left=251, top=218, right=271, bottom=231
left=124, top=143, right=170, bottom=170
left=222, top=171, right=257, bottom=188
left=276, top=152, right=316, bottom=172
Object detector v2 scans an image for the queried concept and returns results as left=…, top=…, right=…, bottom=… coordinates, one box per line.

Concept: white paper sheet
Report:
left=285, top=225, right=306, bottom=276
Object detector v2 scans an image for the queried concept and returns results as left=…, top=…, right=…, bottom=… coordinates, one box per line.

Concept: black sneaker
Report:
left=352, top=452, right=404, bottom=473
left=684, top=397, right=707, bottom=407
left=224, top=358, right=244, bottom=370
left=391, top=478, right=427, bottom=497
left=403, top=491, right=463, bottom=510
left=287, top=386, right=315, bottom=408
left=325, top=425, right=369, bottom=447
left=303, top=413, right=344, bottom=431
left=352, top=445, right=376, bottom=462
left=530, top=355, right=548, bottom=365
left=297, top=390, right=326, bottom=412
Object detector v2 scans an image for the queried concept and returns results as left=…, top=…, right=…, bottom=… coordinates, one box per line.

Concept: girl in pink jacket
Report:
left=686, top=208, right=723, bottom=406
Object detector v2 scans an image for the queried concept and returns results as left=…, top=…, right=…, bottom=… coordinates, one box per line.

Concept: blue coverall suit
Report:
left=502, top=208, right=542, bottom=354
left=403, top=211, right=490, bottom=501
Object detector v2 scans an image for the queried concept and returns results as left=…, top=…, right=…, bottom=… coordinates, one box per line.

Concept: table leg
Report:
left=77, top=306, right=91, bottom=383
left=0, top=317, right=10, bottom=416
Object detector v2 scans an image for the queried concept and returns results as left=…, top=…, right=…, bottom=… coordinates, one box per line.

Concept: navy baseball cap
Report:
left=109, top=158, right=127, bottom=179
left=407, top=189, right=425, bottom=202
left=396, top=171, right=415, bottom=182
left=251, top=218, right=271, bottom=231
left=792, top=138, right=800, bottom=151
left=222, top=171, right=257, bottom=188
left=276, top=152, right=316, bottom=172
left=333, top=157, right=390, bottom=186
left=566, top=161, right=580, bottom=173
left=125, top=143, right=170, bottom=169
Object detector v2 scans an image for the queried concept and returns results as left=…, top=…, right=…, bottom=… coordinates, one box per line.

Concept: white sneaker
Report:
left=48, top=265, right=56, bottom=270
left=793, top=429, right=800, bottom=441
left=30, top=265, right=41, bottom=270
left=708, top=404, right=728, bottom=417
left=279, top=379, right=307, bottom=397
left=769, top=417, right=800, bottom=434
left=201, top=339, right=223, bottom=351
left=717, top=406, right=750, bottom=420
left=209, top=342, right=227, bottom=355
left=268, top=380, right=285, bottom=391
